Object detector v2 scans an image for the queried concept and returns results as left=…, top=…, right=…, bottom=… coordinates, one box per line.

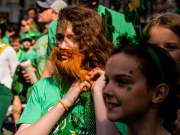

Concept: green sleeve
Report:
left=36, top=34, right=48, bottom=76
left=97, top=5, right=136, bottom=47
left=46, top=19, right=58, bottom=59
left=115, top=122, right=128, bottom=135
left=16, top=83, right=42, bottom=127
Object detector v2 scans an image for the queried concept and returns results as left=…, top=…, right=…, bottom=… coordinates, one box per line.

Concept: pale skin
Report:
left=40, top=59, right=54, bottom=79
left=89, top=68, right=120, bottom=135
left=40, top=0, right=99, bottom=79
left=21, top=20, right=31, bottom=33
left=148, top=26, right=180, bottom=63
left=38, top=8, right=59, bottom=33
left=10, top=40, right=21, bottom=53
left=13, top=95, right=22, bottom=124
left=103, top=52, right=170, bottom=135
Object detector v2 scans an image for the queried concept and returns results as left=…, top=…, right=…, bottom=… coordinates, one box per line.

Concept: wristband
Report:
left=59, top=100, right=69, bottom=111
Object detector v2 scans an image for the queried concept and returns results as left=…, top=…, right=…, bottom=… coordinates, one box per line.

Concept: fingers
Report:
left=89, top=68, right=105, bottom=81
left=21, top=70, right=31, bottom=83
left=63, top=80, right=91, bottom=107
left=89, top=68, right=105, bottom=93
left=80, top=81, right=91, bottom=92
left=72, top=80, right=91, bottom=92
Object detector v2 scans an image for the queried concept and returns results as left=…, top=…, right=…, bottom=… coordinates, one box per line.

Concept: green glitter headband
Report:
left=146, top=47, right=166, bottom=82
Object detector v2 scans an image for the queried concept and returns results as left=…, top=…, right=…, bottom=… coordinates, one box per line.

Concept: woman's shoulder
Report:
left=32, top=77, right=60, bottom=97
left=33, top=77, right=57, bottom=87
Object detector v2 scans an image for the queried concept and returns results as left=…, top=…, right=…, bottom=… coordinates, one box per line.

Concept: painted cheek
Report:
left=126, top=85, right=132, bottom=91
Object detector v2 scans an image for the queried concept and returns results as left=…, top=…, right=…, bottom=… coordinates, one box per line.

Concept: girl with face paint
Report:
left=91, top=41, right=179, bottom=135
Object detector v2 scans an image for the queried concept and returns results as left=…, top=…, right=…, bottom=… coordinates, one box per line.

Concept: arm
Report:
left=40, top=19, right=58, bottom=79
left=15, top=80, right=90, bottom=135
left=90, top=68, right=120, bottom=135
left=13, top=95, right=22, bottom=123
left=40, top=59, right=54, bottom=79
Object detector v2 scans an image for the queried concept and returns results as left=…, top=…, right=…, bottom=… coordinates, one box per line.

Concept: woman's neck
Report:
left=127, top=108, right=171, bottom=135
left=128, top=122, right=171, bottom=135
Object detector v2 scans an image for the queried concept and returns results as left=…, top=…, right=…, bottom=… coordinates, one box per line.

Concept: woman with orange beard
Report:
left=15, top=5, right=123, bottom=135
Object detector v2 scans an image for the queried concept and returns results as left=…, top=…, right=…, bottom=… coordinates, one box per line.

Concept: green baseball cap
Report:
left=21, top=33, right=32, bottom=42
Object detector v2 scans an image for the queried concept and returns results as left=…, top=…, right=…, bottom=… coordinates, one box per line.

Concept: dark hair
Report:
left=110, top=41, right=179, bottom=133
left=57, top=5, right=114, bottom=70
left=26, top=7, right=38, bottom=15
left=0, top=18, right=7, bottom=37
left=75, top=0, right=99, bottom=9
left=9, top=34, right=20, bottom=44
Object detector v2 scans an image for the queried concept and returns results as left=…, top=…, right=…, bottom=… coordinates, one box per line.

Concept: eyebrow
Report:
left=105, top=73, right=133, bottom=79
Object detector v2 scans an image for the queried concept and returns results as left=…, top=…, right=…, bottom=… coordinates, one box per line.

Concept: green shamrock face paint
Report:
left=127, top=85, right=132, bottom=91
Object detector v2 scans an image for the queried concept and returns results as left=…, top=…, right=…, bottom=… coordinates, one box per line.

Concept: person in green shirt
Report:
left=36, top=0, right=67, bottom=77
left=16, top=5, right=126, bottom=135
left=11, top=33, right=38, bottom=124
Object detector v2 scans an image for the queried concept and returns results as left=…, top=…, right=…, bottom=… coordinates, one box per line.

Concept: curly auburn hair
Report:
left=57, top=5, right=114, bottom=70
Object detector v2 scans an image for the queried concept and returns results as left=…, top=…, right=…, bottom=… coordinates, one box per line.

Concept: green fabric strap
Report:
left=80, top=91, right=96, bottom=135
left=146, top=47, right=165, bottom=82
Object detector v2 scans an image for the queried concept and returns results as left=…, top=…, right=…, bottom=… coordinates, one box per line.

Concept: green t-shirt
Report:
left=17, top=77, right=128, bottom=135
left=36, top=33, right=48, bottom=76
left=17, top=49, right=26, bottom=61
left=46, top=19, right=58, bottom=59
left=46, top=5, right=136, bottom=58
left=97, top=5, right=136, bottom=46
left=21, top=47, right=37, bottom=62
left=2, top=35, right=10, bottom=45
left=12, top=47, right=38, bottom=103
left=17, top=77, right=93, bottom=134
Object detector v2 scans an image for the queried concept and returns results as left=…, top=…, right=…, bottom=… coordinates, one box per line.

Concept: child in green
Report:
left=12, top=33, right=38, bottom=102
left=11, top=33, right=39, bottom=123
left=9, top=34, right=25, bottom=61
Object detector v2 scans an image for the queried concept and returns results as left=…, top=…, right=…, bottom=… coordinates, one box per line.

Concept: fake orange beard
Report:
left=51, top=47, right=90, bottom=83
